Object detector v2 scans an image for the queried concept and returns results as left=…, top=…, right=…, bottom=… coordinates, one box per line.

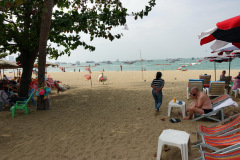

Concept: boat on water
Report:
left=86, top=61, right=95, bottom=63
left=124, top=61, right=135, bottom=64
left=106, top=61, right=112, bottom=64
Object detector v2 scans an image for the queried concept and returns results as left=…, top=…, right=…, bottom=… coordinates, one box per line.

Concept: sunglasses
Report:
left=190, top=93, right=197, bottom=96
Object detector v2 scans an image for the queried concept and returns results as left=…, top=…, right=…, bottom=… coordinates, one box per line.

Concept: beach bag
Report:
left=45, top=87, right=51, bottom=93
left=39, top=89, right=45, bottom=95
left=36, top=90, right=40, bottom=96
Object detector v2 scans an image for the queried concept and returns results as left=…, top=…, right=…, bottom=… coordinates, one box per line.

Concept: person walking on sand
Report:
left=151, top=72, right=164, bottom=112
left=120, top=65, right=122, bottom=71
left=184, top=87, right=212, bottom=120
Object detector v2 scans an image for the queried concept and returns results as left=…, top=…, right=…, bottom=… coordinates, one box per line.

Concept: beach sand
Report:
left=1, top=70, right=240, bottom=160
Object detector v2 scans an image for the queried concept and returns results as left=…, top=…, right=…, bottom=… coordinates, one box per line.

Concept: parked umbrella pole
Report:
left=229, top=59, right=231, bottom=76
left=140, top=49, right=143, bottom=80
left=214, top=61, right=216, bottom=81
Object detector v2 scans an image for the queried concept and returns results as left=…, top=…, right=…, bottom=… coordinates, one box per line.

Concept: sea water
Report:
left=45, top=58, right=240, bottom=72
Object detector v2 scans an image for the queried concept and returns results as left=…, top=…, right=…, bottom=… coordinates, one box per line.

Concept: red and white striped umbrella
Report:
left=199, top=15, right=240, bottom=50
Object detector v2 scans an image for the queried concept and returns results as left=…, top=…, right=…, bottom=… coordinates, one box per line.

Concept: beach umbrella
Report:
left=34, top=61, right=58, bottom=68
left=199, top=15, right=240, bottom=50
left=211, top=45, right=240, bottom=78
left=0, top=60, right=18, bottom=69
left=212, top=46, right=240, bottom=56
left=45, top=61, right=58, bottom=67
left=205, top=55, right=235, bottom=81
left=0, top=60, right=19, bottom=79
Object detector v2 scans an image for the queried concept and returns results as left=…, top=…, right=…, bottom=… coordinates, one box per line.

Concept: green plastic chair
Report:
left=10, top=92, right=34, bottom=118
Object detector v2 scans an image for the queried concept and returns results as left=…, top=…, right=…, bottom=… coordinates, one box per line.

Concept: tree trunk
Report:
left=18, top=54, right=36, bottom=97
left=37, top=0, right=54, bottom=110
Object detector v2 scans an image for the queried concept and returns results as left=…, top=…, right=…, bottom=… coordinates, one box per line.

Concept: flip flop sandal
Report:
left=169, top=118, right=181, bottom=123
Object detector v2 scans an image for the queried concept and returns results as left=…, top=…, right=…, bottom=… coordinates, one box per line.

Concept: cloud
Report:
left=51, top=0, right=240, bottom=62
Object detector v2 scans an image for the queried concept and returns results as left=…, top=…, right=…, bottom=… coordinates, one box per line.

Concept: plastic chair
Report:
left=199, top=75, right=211, bottom=88
left=206, top=81, right=226, bottom=97
left=187, top=79, right=204, bottom=99
left=10, top=92, right=34, bottom=118
left=220, top=76, right=232, bottom=93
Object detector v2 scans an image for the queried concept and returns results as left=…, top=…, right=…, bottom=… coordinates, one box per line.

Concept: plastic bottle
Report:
left=174, top=98, right=176, bottom=103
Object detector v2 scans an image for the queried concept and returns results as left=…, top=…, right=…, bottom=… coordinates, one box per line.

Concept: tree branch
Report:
left=3, top=19, right=19, bottom=33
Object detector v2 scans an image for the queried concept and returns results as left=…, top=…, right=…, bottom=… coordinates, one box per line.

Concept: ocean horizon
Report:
left=42, top=58, right=240, bottom=72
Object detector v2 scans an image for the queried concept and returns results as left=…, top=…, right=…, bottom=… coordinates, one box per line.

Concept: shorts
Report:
left=203, top=109, right=213, bottom=114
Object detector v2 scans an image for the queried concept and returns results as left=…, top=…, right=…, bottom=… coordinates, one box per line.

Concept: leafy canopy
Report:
left=0, top=0, right=156, bottom=60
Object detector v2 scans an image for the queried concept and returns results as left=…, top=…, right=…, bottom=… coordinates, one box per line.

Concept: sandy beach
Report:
left=1, top=70, right=240, bottom=160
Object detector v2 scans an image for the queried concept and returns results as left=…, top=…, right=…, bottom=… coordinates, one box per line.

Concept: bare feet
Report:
left=184, top=117, right=191, bottom=120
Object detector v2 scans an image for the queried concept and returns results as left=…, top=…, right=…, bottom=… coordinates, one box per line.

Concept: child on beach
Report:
left=151, top=72, right=164, bottom=112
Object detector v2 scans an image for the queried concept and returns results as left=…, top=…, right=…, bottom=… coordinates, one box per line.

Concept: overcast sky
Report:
left=48, top=0, right=240, bottom=63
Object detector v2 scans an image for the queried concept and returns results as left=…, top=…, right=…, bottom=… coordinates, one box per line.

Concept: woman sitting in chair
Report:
left=220, top=70, right=226, bottom=79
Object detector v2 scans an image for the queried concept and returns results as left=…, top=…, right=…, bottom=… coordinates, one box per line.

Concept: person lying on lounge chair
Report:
left=184, top=87, right=212, bottom=120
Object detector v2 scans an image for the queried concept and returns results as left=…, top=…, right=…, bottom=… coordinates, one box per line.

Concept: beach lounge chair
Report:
left=192, top=94, right=238, bottom=122
left=197, top=114, right=240, bottom=138
left=220, top=76, right=232, bottom=93
left=10, top=91, right=34, bottom=118
left=187, top=79, right=205, bottom=99
left=199, top=75, right=211, bottom=88
left=194, top=131, right=240, bottom=152
left=54, top=82, right=66, bottom=94
left=206, top=81, right=226, bottom=97
left=196, top=144, right=240, bottom=160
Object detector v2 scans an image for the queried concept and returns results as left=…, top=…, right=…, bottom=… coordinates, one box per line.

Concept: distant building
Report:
left=9, top=56, right=15, bottom=62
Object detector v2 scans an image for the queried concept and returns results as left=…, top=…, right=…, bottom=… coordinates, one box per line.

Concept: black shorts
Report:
left=203, top=109, right=213, bottom=114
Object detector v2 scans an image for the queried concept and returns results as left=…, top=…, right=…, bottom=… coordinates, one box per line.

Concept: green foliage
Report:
left=0, top=53, right=8, bottom=59
left=0, top=0, right=156, bottom=60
